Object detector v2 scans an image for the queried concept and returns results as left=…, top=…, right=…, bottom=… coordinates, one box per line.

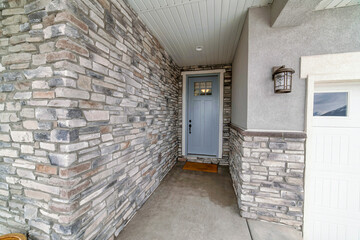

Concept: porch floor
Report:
left=117, top=162, right=302, bottom=240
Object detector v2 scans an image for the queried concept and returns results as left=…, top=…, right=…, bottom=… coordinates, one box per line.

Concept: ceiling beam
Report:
left=271, top=0, right=323, bottom=27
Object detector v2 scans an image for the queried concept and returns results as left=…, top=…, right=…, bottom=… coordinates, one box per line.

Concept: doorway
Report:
left=186, top=75, right=220, bottom=156
left=181, top=70, right=225, bottom=158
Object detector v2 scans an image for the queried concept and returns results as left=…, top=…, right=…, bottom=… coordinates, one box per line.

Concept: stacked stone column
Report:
left=229, top=125, right=305, bottom=230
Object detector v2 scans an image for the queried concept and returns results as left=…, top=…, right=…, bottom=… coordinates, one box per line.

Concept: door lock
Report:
left=189, top=120, right=192, bottom=134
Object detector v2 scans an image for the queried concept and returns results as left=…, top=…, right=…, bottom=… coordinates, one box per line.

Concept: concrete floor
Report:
left=117, top=162, right=302, bottom=240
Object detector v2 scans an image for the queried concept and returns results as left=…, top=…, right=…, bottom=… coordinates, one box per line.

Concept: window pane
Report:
left=313, top=92, right=348, bottom=116
left=194, top=81, right=213, bottom=96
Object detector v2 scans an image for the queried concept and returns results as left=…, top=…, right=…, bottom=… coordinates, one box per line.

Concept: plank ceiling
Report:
left=126, top=0, right=273, bottom=66
left=315, top=0, right=360, bottom=10
left=126, top=0, right=360, bottom=66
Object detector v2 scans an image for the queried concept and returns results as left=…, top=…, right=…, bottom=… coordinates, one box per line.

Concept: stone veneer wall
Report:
left=0, top=0, right=179, bottom=239
left=229, top=124, right=305, bottom=230
left=178, top=64, right=231, bottom=165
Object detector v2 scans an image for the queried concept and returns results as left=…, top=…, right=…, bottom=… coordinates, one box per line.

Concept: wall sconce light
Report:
left=272, top=65, right=295, bottom=93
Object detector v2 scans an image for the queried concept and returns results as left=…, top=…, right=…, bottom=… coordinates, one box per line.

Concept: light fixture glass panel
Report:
left=275, top=74, right=284, bottom=90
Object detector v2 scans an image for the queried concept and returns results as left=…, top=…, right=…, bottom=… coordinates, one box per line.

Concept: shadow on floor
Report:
left=117, top=162, right=302, bottom=240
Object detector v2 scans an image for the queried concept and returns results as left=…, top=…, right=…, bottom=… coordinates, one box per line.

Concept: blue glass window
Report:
left=313, top=92, right=348, bottom=117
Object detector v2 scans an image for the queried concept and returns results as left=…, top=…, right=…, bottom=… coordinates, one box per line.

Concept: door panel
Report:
left=305, top=82, right=360, bottom=240
left=187, top=75, right=219, bottom=156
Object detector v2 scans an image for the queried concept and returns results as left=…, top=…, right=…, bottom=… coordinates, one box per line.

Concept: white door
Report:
left=304, top=82, right=360, bottom=240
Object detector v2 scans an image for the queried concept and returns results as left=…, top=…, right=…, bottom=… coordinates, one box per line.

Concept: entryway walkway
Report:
left=117, top=162, right=302, bottom=240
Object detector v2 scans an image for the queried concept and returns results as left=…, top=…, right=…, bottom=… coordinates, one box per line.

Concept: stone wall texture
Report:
left=178, top=64, right=231, bottom=165
left=0, top=0, right=180, bottom=239
left=0, top=0, right=305, bottom=238
left=229, top=125, right=305, bottom=230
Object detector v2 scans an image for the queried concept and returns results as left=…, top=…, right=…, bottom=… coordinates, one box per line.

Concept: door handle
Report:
left=189, top=124, right=192, bottom=134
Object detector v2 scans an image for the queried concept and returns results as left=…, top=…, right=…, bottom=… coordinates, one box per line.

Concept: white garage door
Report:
left=304, top=82, right=360, bottom=240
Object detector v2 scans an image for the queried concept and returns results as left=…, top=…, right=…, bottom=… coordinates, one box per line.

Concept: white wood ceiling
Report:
left=126, top=0, right=273, bottom=66
left=126, top=0, right=359, bottom=66
left=315, top=0, right=360, bottom=10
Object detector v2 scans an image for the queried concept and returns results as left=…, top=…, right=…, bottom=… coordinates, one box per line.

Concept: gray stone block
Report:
left=49, top=153, right=77, bottom=167
left=50, top=129, right=79, bottom=143
left=0, top=84, right=14, bottom=92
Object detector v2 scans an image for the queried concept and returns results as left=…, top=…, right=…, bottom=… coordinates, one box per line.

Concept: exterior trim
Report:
left=181, top=69, right=225, bottom=158
left=301, top=51, right=360, bottom=238
left=300, top=52, right=360, bottom=79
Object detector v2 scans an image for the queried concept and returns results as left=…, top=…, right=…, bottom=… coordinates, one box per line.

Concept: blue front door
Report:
left=187, top=75, right=220, bottom=156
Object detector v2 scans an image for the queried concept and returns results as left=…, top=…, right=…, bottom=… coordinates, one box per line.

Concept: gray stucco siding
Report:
left=231, top=13, right=249, bottom=130
left=246, top=6, right=360, bottom=131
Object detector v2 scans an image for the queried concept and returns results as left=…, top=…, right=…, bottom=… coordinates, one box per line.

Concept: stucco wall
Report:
left=244, top=6, right=360, bottom=131
left=231, top=13, right=249, bottom=130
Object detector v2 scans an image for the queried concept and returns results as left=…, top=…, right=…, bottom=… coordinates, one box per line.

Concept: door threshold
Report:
left=186, top=154, right=218, bottom=159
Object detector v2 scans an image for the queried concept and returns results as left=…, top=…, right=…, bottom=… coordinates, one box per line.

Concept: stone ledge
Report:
left=229, top=123, right=307, bottom=139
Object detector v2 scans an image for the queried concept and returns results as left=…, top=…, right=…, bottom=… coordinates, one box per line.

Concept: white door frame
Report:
left=181, top=69, right=225, bottom=158
left=301, top=51, right=360, bottom=238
